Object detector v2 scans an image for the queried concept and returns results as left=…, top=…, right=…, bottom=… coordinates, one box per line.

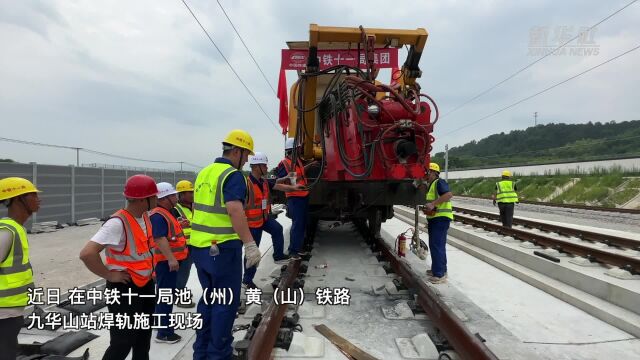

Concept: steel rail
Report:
left=454, top=206, right=640, bottom=251
left=450, top=213, right=640, bottom=274
left=246, top=260, right=301, bottom=360
left=372, top=232, right=499, bottom=360
left=456, top=195, right=640, bottom=215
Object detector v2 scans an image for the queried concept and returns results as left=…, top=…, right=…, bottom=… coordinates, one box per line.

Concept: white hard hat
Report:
left=249, top=152, right=269, bottom=165
left=156, top=182, right=178, bottom=199
left=285, top=138, right=295, bottom=150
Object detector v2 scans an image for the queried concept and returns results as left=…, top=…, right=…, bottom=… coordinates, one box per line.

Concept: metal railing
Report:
left=0, top=162, right=197, bottom=229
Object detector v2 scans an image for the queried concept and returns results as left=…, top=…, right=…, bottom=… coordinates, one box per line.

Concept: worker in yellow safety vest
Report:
left=421, top=163, right=453, bottom=284
left=171, top=180, right=196, bottom=308
left=190, top=129, right=261, bottom=359
left=0, top=177, right=40, bottom=360
left=492, top=170, right=518, bottom=228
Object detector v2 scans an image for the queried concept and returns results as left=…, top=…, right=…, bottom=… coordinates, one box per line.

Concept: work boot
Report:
left=273, top=254, right=291, bottom=264
left=427, top=275, right=447, bottom=284
left=155, top=333, right=182, bottom=344
left=426, top=270, right=447, bottom=278
left=175, top=299, right=195, bottom=308
left=242, top=281, right=259, bottom=289
left=288, top=253, right=301, bottom=261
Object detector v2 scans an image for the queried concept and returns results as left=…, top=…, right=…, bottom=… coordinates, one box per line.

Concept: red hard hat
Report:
left=123, top=174, right=158, bottom=199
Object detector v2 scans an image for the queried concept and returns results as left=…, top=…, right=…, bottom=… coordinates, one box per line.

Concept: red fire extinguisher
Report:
left=396, top=231, right=408, bottom=257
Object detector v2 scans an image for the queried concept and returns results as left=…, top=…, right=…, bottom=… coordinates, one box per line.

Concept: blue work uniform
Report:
left=276, top=162, right=308, bottom=256
left=150, top=210, right=178, bottom=339
left=243, top=175, right=286, bottom=284
left=191, top=157, right=246, bottom=360
left=427, top=179, right=451, bottom=278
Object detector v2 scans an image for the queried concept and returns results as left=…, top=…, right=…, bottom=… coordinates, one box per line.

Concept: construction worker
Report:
left=422, top=163, right=453, bottom=284
left=276, top=138, right=310, bottom=260
left=79, top=175, right=176, bottom=360
left=243, top=152, right=305, bottom=288
left=492, top=170, right=519, bottom=228
left=190, top=129, right=261, bottom=360
left=150, top=182, right=187, bottom=344
left=172, top=180, right=195, bottom=308
left=0, top=177, right=40, bottom=360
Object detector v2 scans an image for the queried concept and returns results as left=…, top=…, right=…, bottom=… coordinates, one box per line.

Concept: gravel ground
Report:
left=455, top=197, right=640, bottom=234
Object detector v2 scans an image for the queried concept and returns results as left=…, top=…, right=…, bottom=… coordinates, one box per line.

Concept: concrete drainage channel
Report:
left=393, top=206, right=640, bottom=338
left=231, top=221, right=497, bottom=360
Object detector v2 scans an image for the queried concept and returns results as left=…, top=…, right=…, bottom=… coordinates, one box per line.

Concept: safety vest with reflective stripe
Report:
left=279, top=157, right=309, bottom=197
left=190, top=162, right=243, bottom=248
left=0, top=218, right=34, bottom=308
left=246, top=179, right=271, bottom=228
left=150, top=207, right=188, bottom=262
left=104, top=210, right=154, bottom=287
left=174, top=203, right=193, bottom=244
left=426, top=179, right=454, bottom=220
left=496, top=180, right=518, bottom=203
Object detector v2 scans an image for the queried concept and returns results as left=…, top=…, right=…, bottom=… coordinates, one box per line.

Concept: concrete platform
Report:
left=385, top=216, right=640, bottom=359
left=447, top=223, right=640, bottom=315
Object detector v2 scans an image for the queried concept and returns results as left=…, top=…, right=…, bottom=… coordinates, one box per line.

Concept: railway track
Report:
left=234, top=221, right=498, bottom=360
left=454, top=206, right=640, bottom=252
left=394, top=206, right=640, bottom=274
left=456, top=195, right=640, bottom=215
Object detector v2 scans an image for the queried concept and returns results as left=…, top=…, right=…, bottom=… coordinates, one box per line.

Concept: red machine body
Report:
left=322, top=96, right=434, bottom=182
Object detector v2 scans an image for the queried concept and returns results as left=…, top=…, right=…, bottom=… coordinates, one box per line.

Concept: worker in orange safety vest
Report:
left=243, top=152, right=304, bottom=288
left=150, top=182, right=187, bottom=344
left=79, top=175, right=177, bottom=360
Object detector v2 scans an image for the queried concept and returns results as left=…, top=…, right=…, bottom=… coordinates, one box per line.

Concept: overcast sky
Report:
left=0, top=0, right=638, bottom=172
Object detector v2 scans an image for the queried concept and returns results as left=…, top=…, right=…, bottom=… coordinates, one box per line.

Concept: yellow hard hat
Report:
left=502, top=170, right=512, bottom=177
left=223, top=129, right=254, bottom=155
left=0, top=177, right=41, bottom=201
left=176, top=180, right=194, bottom=192
left=428, top=163, right=441, bottom=172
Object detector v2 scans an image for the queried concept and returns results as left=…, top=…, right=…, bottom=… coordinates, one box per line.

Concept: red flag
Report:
left=277, top=68, right=288, bottom=135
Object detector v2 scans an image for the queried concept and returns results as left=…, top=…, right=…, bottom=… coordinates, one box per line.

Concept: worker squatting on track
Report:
left=493, top=170, right=519, bottom=228
left=0, top=177, right=40, bottom=360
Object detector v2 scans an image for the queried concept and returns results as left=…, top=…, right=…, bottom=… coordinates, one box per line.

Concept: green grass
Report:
left=602, top=188, right=638, bottom=207
left=452, top=173, right=640, bottom=206
left=550, top=176, right=629, bottom=205
left=625, top=178, right=640, bottom=189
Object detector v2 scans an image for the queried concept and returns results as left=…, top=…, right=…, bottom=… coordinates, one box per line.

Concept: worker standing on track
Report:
left=150, top=182, right=187, bottom=344
left=0, top=177, right=40, bottom=360
left=492, top=170, right=518, bottom=228
left=243, top=152, right=305, bottom=288
left=190, top=129, right=261, bottom=360
left=276, top=138, right=310, bottom=260
left=172, top=180, right=196, bottom=308
left=422, top=163, right=454, bottom=284
left=79, top=175, right=175, bottom=360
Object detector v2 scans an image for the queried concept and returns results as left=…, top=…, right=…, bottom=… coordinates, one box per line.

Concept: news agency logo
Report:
left=528, top=26, right=599, bottom=56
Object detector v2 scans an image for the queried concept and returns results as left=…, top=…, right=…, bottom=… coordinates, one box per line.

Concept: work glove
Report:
left=244, top=241, right=261, bottom=269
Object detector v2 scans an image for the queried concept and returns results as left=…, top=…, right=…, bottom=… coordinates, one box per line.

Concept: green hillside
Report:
left=432, top=120, right=640, bottom=169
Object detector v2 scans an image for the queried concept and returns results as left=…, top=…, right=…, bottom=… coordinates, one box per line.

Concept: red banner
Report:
left=281, top=48, right=398, bottom=70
